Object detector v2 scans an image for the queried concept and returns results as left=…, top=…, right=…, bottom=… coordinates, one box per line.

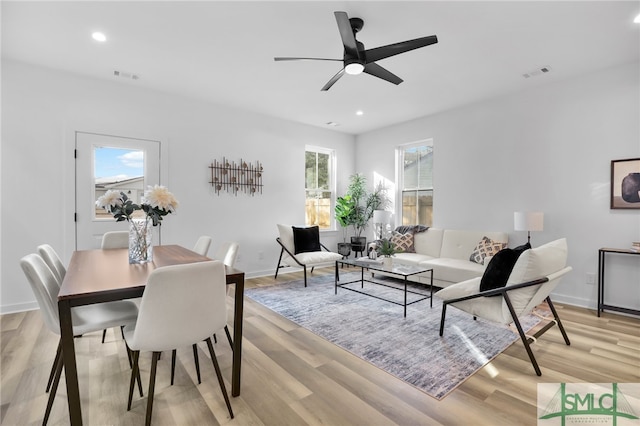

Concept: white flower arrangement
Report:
left=96, top=185, right=178, bottom=226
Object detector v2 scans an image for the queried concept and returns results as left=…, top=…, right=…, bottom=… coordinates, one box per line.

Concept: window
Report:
left=398, top=141, right=433, bottom=226
left=305, top=146, right=335, bottom=229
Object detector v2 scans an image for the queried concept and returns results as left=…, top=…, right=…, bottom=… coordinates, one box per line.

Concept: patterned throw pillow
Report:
left=469, top=236, right=507, bottom=264
left=390, top=232, right=413, bottom=253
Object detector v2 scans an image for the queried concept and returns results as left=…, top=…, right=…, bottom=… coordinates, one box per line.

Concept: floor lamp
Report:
left=514, top=211, right=544, bottom=244
left=372, top=210, right=392, bottom=240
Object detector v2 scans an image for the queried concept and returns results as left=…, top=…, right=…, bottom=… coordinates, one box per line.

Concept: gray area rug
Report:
left=246, top=271, right=542, bottom=399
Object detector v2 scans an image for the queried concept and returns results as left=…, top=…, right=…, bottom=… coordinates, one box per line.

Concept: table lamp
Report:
left=372, top=210, right=392, bottom=240
left=514, top=211, right=544, bottom=244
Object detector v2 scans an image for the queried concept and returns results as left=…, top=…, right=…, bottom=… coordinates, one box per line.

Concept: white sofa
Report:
left=387, top=228, right=509, bottom=288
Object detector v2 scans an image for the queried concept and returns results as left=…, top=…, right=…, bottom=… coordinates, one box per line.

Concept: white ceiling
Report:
left=2, top=1, right=639, bottom=135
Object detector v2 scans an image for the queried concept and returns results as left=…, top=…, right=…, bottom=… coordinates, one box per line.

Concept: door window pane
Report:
left=94, top=147, right=144, bottom=219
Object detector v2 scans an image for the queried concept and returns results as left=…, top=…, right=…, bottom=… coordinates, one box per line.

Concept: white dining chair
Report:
left=124, top=261, right=234, bottom=424
left=213, top=241, right=239, bottom=267
left=101, top=231, right=130, bottom=249
left=193, top=235, right=213, bottom=256
left=20, top=253, right=140, bottom=426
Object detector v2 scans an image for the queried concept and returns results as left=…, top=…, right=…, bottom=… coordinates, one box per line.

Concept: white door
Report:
left=75, top=132, right=161, bottom=249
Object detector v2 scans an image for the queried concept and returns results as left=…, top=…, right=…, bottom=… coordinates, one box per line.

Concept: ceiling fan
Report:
left=274, top=11, right=438, bottom=91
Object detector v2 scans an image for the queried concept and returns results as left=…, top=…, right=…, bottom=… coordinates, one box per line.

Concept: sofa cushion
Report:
left=479, top=243, right=530, bottom=295
left=392, top=253, right=435, bottom=266
left=390, top=231, right=413, bottom=253
left=292, top=226, right=321, bottom=254
left=421, top=258, right=486, bottom=284
left=469, top=236, right=508, bottom=264
left=413, top=228, right=444, bottom=257
left=439, top=230, right=509, bottom=261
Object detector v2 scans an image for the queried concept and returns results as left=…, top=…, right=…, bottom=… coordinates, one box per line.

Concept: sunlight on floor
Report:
left=453, top=325, right=500, bottom=378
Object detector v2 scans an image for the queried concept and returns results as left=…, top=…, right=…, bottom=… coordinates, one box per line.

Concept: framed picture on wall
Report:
left=611, top=158, right=640, bottom=209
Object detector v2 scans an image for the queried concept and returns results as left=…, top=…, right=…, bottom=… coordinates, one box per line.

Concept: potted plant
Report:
left=346, top=174, right=391, bottom=253
left=378, top=239, right=401, bottom=268
left=335, top=194, right=354, bottom=257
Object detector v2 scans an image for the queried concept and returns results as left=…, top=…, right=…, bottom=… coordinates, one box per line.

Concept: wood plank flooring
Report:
left=1, top=267, right=638, bottom=425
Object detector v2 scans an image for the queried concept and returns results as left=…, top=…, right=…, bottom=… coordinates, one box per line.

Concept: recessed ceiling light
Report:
left=356, top=110, right=364, bottom=116
left=634, top=13, right=640, bottom=24
left=92, top=32, right=107, bottom=42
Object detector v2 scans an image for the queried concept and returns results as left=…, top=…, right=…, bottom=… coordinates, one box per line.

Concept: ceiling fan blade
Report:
left=321, top=68, right=346, bottom=91
left=363, top=62, right=403, bottom=85
left=364, top=35, right=438, bottom=63
left=274, top=57, right=342, bottom=62
left=334, top=11, right=360, bottom=59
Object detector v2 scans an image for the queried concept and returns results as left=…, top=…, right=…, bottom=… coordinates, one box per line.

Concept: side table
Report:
left=597, top=247, right=640, bottom=317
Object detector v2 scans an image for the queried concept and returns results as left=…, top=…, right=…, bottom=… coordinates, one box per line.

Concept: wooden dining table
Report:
left=57, top=244, right=245, bottom=425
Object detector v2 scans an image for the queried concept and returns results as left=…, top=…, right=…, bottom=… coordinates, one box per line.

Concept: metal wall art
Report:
left=209, top=157, right=263, bottom=196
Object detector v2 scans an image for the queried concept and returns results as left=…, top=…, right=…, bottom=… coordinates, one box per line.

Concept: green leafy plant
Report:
left=378, top=239, right=401, bottom=258
left=335, top=194, right=355, bottom=242
left=345, top=174, right=390, bottom=238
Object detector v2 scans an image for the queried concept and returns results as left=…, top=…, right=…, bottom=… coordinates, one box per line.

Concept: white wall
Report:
left=1, top=59, right=355, bottom=313
left=356, top=62, right=640, bottom=310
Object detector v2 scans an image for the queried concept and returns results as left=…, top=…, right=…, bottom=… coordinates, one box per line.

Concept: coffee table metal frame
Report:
left=335, top=258, right=434, bottom=317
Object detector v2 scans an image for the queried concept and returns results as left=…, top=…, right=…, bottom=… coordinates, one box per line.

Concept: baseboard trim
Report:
left=1, top=301, right=38, bottom=315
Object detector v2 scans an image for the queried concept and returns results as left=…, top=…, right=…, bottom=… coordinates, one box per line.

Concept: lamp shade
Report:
left=372, top=210, right=392, bottom=224
left=514, top=211, right=544, bottom=231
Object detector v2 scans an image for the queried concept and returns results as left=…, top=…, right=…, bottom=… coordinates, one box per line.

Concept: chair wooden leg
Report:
left=303, top=266, right=307, bottom=287
left=128, top=350, right=141, bottom=410
left=46, top=341, right=62, bottom=393
left=120, top=326, right=125, bottom=340
left=101, top=329, right=107, bottom=343
left=224, top=326, right=234, bottom=352
left=205, top=338, right=234, bottom=419
left=171, top=349, right=177, bottom=385
left=192, top=344, right=202, bottom=384
left=43, top=348, right=63, bottom=426
left=439, top=303, right=448, bottom=336
left=546, top=297, right=571, bottom=346
left=503, top=293, right=542, bottom=376
left=126, top=343, right=144, bottom=396
left=145, top=352, right=160, bottom=426
left=213, top=333, right=217, bottom=344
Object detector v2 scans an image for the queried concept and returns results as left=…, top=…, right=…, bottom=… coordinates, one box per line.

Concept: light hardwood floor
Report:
left=2, top=267, right=639, bottom=425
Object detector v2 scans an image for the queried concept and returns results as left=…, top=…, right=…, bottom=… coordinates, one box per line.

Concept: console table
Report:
left=597, top=247, right=640, bottom=317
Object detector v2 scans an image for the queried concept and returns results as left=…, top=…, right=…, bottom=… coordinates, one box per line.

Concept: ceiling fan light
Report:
left=345, top=62, right=365, bottom=75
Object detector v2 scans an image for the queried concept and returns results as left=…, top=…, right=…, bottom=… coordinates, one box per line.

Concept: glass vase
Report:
left=129, top=218, right=153, bottom=264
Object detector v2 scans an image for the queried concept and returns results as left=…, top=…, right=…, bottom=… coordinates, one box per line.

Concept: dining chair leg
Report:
left=46, top=341, right=62, bottom=392
left=192, top=344, right=202, bottom=384
left=224, top=326, right=234, bottom=352
left=101, top=329, right=107, bottom=343
left=120, top=326, right=125, bottom=340
left=205, top=338, right=234, bottom=419
left=213, top=333, right=218, bottom=344
left=171, top=349, right=176, bottom=385
left=128, top=350, right=144, bottom=410
left=43, top=350, right=63, bottom=426
left=145, top=352, right=161, bottom=426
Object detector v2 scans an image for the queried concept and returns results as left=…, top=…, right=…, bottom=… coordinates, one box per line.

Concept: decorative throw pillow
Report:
left=390, top=231, right=413, bottom=253
left=292, top=226, right=321, bottom=254
left=479, top=243, right=531, bottom=296
left=470, top=236, right=508, bottom=264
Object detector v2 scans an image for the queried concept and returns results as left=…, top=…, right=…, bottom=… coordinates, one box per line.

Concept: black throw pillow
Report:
left=479, top=242, right=531, bottom=296
left=292, top=226, right=321, bottom=254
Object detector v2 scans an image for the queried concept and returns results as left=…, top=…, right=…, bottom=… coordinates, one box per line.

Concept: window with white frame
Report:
left=305, top=146, right=335, bottom=229
left=397, top=141, right=433, bottom=226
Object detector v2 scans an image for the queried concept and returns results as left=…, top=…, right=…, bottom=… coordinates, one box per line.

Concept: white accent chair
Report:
left=213, top=241, right=239, bottom=268
left=20, top=254, right=139, bottom=426
left=38, top=244, right=126, bottom=344
left=436, top=238, right=572, bottom=376
left=101, top=231, right=130, bottom=249
left=124, top=261, right=233, bottom=424
left=193, top=235, right=213, bottom=256
left=275, top=224, right=342, bottom=287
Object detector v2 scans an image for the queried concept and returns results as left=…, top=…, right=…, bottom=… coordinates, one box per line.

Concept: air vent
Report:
left=326, top=121, right=340, bottom=127
left=522, top=66, right=552, bottom=79
left=113, top=70, right=140, bottom=80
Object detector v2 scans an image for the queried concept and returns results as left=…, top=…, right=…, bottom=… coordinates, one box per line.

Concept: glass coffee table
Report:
left=335, top=258, right=434, bottom=317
